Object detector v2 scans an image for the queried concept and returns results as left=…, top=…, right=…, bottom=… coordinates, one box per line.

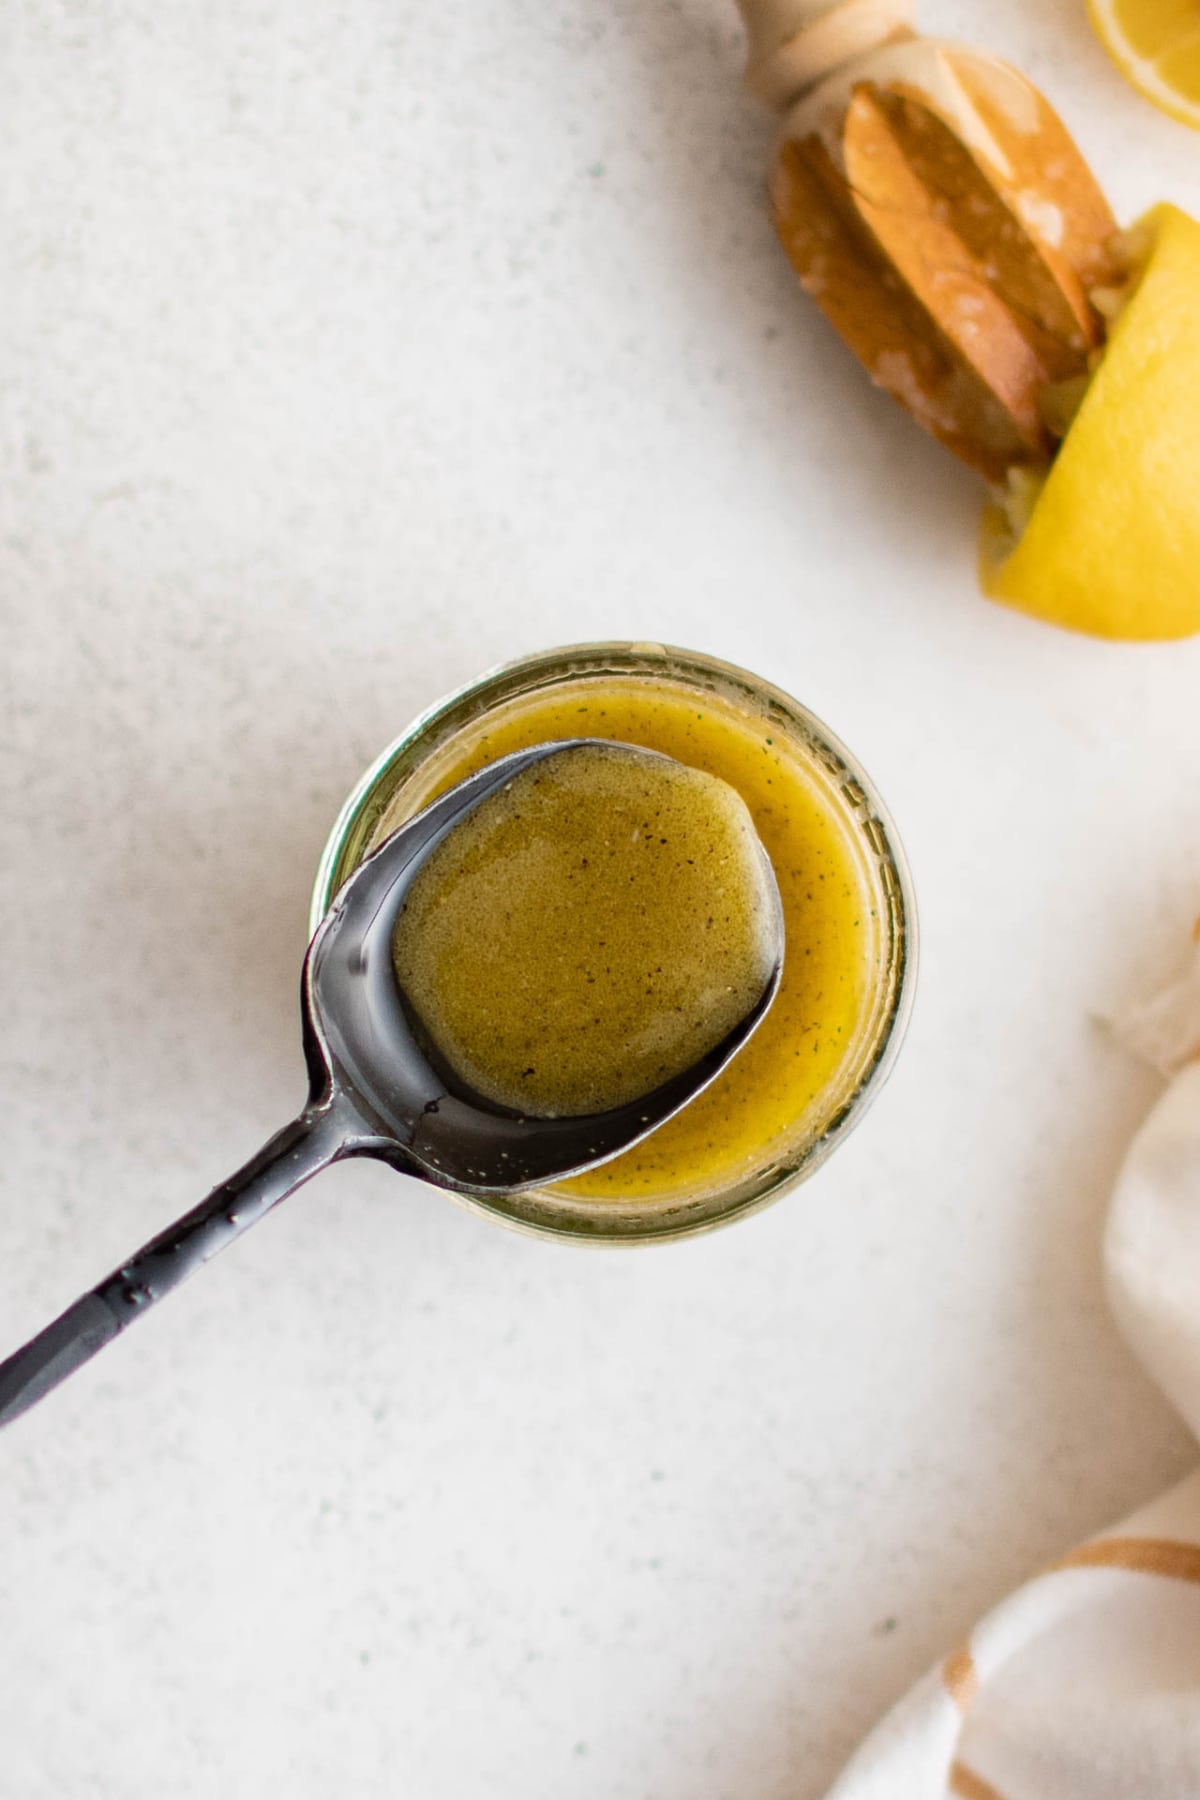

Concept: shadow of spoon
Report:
left=0, top=739, right=783, bottom=1429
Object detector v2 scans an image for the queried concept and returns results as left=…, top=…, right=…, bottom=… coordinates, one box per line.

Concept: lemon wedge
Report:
left=980, top=203, right=1200, bottom=641
left=1088, top=0, right=1200, bottom=131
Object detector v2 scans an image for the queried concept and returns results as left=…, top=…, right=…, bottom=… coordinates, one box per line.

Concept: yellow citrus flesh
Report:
left=1088, top=0, right=1200, bottom=130
left=980, top=203, right=1200, bottom=641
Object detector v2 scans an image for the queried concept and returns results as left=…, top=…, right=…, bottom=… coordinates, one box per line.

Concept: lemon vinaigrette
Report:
left=390, top=744, right=783, bottom=1119
left=312, top=646, right=915, bottom=1241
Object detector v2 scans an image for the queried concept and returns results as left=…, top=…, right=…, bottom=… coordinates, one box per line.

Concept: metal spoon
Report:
left=0, top=740, right=783, bottom=1429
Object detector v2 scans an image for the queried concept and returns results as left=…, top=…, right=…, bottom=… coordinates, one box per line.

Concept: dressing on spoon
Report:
left=392, top=743, right=782, bottom=1118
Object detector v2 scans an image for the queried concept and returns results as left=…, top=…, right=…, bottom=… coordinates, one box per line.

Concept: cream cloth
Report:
left=824, top=930, right=1200, bottom=1800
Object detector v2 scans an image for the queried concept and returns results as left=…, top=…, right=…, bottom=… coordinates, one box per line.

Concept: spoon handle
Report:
left=0, top=1100, right=349, bottom=1430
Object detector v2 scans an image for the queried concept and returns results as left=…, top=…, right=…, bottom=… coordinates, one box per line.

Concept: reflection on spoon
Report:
left=0, top=740, right=783, bottom=1429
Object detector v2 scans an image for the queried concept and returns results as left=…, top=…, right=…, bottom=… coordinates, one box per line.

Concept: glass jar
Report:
left=311, top=642, right=916, bottom=1243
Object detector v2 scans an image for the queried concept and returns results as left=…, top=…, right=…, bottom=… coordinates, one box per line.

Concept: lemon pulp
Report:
left=1089, top=0, right=1200, bottom=131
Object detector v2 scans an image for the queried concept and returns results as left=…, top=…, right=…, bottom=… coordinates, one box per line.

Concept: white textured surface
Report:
left=2, top=3, right=1199, bottom=1796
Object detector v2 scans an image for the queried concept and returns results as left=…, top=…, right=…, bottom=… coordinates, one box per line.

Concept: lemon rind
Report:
left=1087, top=0, right=1200, bottom=132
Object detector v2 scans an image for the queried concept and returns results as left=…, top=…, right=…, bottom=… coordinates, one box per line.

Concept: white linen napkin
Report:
left=824, top=927, right=1200, bottom=1800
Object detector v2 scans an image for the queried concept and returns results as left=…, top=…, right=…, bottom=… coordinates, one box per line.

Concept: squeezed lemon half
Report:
left=980, top=202, right=1200, bottom=641
left=1088, top=0, right=1200, bottom=131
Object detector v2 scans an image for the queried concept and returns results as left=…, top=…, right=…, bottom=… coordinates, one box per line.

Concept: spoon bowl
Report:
left=0, top=741, right=783, bottom=1429
left=307, top=739, right=784, bottom=1192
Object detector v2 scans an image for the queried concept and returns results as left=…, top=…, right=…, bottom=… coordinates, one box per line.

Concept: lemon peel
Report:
left=980, top=203, right=1200, bottom=641
left=1088, top=0, right=1200, bottom=133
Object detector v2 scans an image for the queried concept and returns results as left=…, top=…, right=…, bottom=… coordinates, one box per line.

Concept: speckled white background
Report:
left=3, top=2, right=1200, bottom=1795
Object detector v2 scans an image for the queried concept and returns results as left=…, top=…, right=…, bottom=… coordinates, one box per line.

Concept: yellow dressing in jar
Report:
left=369, top=673, right=878, bottom=1204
